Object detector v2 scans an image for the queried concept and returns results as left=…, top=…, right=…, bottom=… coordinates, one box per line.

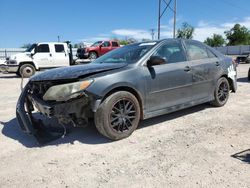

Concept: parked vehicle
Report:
left=16, top=39, right=237, bottom=143
left=0, top=42, right=74, bottom=77
left=76, top=40, right=120, bottom=60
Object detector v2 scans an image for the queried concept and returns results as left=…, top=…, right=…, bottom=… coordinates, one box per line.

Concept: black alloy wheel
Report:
left=211, top=77, right=230, bottom=107
left=94, top=91, right=140, bottom=140
left=110, top=98, right=136, bottom=133
left=217, top=81, right=229, bottom=103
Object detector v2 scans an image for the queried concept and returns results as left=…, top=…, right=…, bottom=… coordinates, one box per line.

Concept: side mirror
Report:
left=147, top=56, right=166, bottom=67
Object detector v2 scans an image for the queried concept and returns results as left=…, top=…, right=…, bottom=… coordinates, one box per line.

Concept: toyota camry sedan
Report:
left=16, top=39, right=237, bottom=142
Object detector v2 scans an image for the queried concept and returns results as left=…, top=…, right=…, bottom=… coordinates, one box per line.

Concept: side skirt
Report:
left=143, top=97, right=213, bottom=120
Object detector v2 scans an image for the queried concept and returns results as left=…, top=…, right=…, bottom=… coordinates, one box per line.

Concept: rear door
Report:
left=184, top=40, right=219, bottom=100
left=33, top=44, right=53, bottom=68
left=111, top=41, right=119, bottom=50
left=53, top=44, right=69, bottom=67
left=145, top=40, right=193, bottom=112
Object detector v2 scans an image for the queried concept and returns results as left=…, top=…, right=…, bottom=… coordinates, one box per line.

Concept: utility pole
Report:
left=150, top=29, right=155, bottom=40
left=157, top=0, right=177, bottom=39
left=173, top=0, right=177, bottom=38
left=158, top=0, right=161, bottom=39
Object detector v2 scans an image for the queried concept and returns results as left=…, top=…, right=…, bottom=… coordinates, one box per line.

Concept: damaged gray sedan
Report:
left=16, top=39, right=237, bottom=143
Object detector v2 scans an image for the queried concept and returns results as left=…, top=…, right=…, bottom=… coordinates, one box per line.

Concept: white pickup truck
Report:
left=0, top=42, right=74, bottom=77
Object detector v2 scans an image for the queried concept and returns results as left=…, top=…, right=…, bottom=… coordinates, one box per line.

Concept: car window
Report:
left=37, top=44, right=50, bottom=53
left=112, top=42, right=119, bottom=47
left=102, top=41, right=110, bottom=47
left=55, top=44, right=65, bottom=53
left=207, top=48, right=217, bottom=58
left=153, top=41, right=186, bottom=64
left=185, top=41, right=209, bottom=60
left=92, top=42, right=156, bottom=64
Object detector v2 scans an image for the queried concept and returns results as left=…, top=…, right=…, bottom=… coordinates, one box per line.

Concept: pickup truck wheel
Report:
left=89, top=52, right=97, bottom=60
left=211, top=77, right=230, bottom=107
left=19, top=64, right=36, bottom=78
left=94, top=91, right=140, bottom=140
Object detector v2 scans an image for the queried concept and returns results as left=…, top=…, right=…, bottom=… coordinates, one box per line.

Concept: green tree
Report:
left=176, top=22, right=194, bottom=39
left=225, top=23, right=250, bottom=45
left=204, top=34, right=225, bottom=47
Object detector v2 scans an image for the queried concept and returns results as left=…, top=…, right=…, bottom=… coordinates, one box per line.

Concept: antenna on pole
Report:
left=157, top=0, right=177, bottom=39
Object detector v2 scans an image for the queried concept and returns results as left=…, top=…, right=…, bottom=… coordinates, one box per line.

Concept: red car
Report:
left=77, top=40, right=120, bottom=60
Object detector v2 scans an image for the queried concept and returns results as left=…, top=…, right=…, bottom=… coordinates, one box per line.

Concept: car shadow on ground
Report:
left=1, top=103, right=211, bottom=148
left=231, top=149, right=250, bottom=164
left=237, top=77, right=249, bottom=83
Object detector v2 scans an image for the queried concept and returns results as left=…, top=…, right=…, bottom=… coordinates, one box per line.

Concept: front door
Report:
left=100, top=41, right=112, bottom=55
left=145, top=40, right=193, bottom=112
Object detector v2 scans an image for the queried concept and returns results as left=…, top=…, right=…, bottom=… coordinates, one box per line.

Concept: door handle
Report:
left=184, top=66, right=191, bottom=72
left=49, top=53, right=52, bottom=57
left=215, top=62, right=220, bottom=66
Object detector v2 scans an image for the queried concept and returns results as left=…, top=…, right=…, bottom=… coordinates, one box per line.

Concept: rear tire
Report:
left=19, top=64, right=36, bottom=78
left=94, top=91, right=140, bottom=140
left=211, top=77, right=230, bottom=107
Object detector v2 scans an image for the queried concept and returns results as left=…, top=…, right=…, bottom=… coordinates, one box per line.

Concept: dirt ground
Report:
left=0, top=64, right=249, bottom=188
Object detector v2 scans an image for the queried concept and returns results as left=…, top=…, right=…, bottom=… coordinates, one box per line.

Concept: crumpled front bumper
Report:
left=16, top=82, right=93, bottom=144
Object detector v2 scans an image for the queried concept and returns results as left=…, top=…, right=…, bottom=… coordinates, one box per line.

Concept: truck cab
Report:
left=0, top=42, right=73, bottom=77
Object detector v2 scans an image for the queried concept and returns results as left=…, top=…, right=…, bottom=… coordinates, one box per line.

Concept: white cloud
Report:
left=112, top=29, right=152, bottom=39
left=79, top=36, right=109, bottom=43
left=77, top=17, right=250, bottom=43
left=194, top=17, right=250, bottom=41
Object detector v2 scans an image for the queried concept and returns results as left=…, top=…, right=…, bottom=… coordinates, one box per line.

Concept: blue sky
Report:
left=1, top=0, right=250, bottom=47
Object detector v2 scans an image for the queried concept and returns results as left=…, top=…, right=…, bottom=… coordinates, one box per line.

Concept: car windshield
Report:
left=25, top=43, right=37, bottom=52
left=92, top=42, right=157, bottom=64
left=91, top=41, right=102, bottom=47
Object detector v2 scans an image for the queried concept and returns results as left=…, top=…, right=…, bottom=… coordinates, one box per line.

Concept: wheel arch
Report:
left=220, top=74, right=236, bottom=92
left=88, top=50, right=99, bottom=57
left=101, top=86, right=144, bottom=120
left=18, top=61, right=37, bottom=71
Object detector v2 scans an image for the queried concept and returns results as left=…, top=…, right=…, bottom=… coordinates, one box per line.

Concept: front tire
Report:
left=94, top=91, right=140, bottom=140
left=211, top=77, right=230, bottom=107
left=89, top=52, right=98, bottom=60
left=19, top=64, right=36, bottom=78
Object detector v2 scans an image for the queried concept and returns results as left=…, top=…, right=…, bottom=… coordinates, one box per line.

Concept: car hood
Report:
left=30, top=63, right=127, bottom=81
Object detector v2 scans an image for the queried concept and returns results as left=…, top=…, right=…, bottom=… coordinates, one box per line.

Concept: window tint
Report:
left=102, top=41, right=110, bottom=47
left=153, top=41, right=186, bottom=64
left=55, top=44, right=65, bottom=53
left=207, top=48, right=217, bottom=58
left=37, top=44, right=50, bottom=53
left=185, top=41, right=209, bottom=60
left=112, top=42, right=119, bottom=47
